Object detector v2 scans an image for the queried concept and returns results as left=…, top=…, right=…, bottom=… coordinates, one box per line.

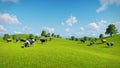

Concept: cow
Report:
left=29, top=39, right=35, bottom=45
left=40, top=39, right=47, bottom=44
left=22, top=40, right=30, bottom=48
left=106, top=42, right=114, bottom=47
left=101, top=39, right=106, bottom=43
left=20, top=38, right=26, bottom=42
left=6, top=38, right=12, bottom=42
left=90, top=41, right=95, bottom=46
left=80, top=39, right=85, bottom=43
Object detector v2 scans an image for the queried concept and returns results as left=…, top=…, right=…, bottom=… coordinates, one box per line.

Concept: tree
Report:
left=46, top=33, right=50, bottom=37
left=105, top=24, right=118, bottom=36
left=51, top=33, right=55, bottom=37
left=29, top=34, right=34, bottom=39
left=35, top=35, right=39, bottom=41
left=3, top=34, right=10, bottom=40
left=99, top=34, right=104, bottom=39
left=12, top=35, right=17, bottom=40
left=83, top=36, right=88, bottom=41
left=41, top=30, right=46, bottom=37
left=57, top=34, right=60, bottom=38
left=71, top=36, right=75, bottom=40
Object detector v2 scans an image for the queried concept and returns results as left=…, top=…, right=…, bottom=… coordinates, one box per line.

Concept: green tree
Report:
left=71, top=36, right=75, bottom=40
left=3, top=34, right=10, bottom=40
left=57, top=34, right=60, bottom=38
left=12, top=35, right=17, bottom=40
left=46, top=33, right=50, bottom=37
left=83, top=36, right=88, bottom=41
left=99, top=34, right=104, bottom=39
left=35, top=35, right=39, bottom=41
left=105, top=24, right=118, bottom=36
left=41, top=30, right=46, bottom=37
left=51, top=33, right=55, bottom=37
left=29, top=34, right=34, bottom=39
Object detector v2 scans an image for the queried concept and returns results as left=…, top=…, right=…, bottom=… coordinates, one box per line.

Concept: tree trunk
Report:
left=110, top=33, right=112, bottom=37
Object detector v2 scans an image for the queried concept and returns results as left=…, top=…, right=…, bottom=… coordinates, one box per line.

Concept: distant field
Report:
left=0, top=35, right=120, bottom=68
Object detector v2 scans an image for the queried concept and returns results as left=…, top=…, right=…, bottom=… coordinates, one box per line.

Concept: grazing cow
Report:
left=40, top=39, right=47, bottom=44
left=106, top=42, right=114, bottom=47
left=106, top=42, right=111, bottom=46
left=29, top=39, right=35, bottom=45
left=22, top=40, right=30, bottom=48
left=111, top=42, right=114, bottom=46
left=101, top=39, right=106, bottom=43
left=90, top=41, right=95, bottom=46
left=80, top=39, right=85, bottom=43
left=20, top=38, right=26, bottom=42
left=6, top=39, right=12, bottom=42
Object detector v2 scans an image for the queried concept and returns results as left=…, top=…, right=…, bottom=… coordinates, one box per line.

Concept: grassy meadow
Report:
left=0, top=34, right=120, bottom=68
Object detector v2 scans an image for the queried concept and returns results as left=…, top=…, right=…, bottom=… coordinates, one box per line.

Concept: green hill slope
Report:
left=0, top=34, right=120, bottom=68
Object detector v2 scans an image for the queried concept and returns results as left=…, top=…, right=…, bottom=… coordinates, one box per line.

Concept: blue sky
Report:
left=0, top=0, right=120, bottom=38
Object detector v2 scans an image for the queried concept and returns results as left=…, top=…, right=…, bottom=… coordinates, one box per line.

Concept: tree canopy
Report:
left=105, top=24, right=118, bottom=36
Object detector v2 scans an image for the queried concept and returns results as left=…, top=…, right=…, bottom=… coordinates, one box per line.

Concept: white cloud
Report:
left=42, top=27, right=55, bottom=33
left=61, top=22, right=65, bottom=26
left=14, top=31, right=22, bottom=34
left=115, top=22, right=120, bottom=33
left=96, top=0, right=120, bottom=13
left=88, top=23, right=99, bottom=31
left=66, top=15, right=77, bottom=27
left=65, top=28, right=70, bottom=33
left=80, top=27, right=84, bottom=31
left=23, top=26, right=31, bottom=31
left=0, top=25, right=7, bottom=34
left=1, top=0, right=19, bottom=3
left=0, top=13, right=19, bottom=24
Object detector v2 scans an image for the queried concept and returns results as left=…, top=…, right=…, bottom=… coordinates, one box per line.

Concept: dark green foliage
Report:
left=75, top=38, right=79, bottom=41
left=57, top=34, right=60, bottom=38
left=105, top=24, right=118, bottom=36
left=83, top=36, right=88, bottom=41
left=99, top=34, right=104, bottom=39
left=51, top=33, right=56, bottom=37
left=46, top=33, right=50, bottom=37
left=35, top=36, right=39, bottom=41
left=12, top=35, right=17, bottom=40
left=41, top=30, right=46, bottom=37
left=51, top=33, right=54, bottom=37
left=71, top=36, right=75, bottom=40
left=29, top=34, right=34, bottom=39
left=3, top=34, right=10, bottom=40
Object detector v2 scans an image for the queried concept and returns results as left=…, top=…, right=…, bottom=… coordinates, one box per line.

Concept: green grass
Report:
left=0, top=35, right=120, bottom=68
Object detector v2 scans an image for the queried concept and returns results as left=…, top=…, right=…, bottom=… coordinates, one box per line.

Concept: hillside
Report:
left=0, top=34, right=120, bottom=68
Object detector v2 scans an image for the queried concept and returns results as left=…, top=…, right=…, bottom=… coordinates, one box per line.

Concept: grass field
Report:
left=0, top=35, right=120, bottom=68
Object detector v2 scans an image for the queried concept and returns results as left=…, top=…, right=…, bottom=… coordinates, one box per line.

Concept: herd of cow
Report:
left=5, top=37, right=114, bottom=48
left=5, top=37, right=52, bottom=48
left=80, top=39, right=114, bottom=47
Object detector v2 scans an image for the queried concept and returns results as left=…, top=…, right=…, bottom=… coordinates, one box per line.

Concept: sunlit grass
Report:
left=0, top=35, right=120, bottom=68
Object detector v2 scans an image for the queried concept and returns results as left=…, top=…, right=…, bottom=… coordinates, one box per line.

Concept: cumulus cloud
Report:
left=0, top=13, right=20, bottom=24
left=1, top=0, right=19, bottom=3
left=115, top=22, right=120, bottom=33
left=96, top=0, right=120, bottom=13
left=88, top=23, right=99, bottom=31
left=0, top=25, right=7, bottom=34
left=80, top=27, right=84, bottom=31
left=65, top=28, right=70, bottom=33
left=66, top=15, right=77, bottom=26
left=42, top=27, right=55, bottom=33
left=14, top=31, right=22, bottom=34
